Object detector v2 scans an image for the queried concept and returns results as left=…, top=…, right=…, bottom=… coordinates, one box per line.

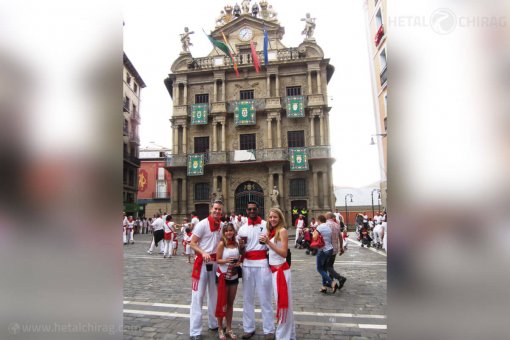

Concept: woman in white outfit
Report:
left=259, top=208, right=296, bottom=340
left=163, top=215, right=175, bottom=258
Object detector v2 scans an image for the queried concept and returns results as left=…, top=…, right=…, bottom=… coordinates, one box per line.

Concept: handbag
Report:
left=310, top=231, right=325, bottom=249
left=286, top=249, right=291, bottom=266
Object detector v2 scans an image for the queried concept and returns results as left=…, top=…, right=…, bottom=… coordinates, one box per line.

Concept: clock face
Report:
left=239, top=27, right=253, bottom=41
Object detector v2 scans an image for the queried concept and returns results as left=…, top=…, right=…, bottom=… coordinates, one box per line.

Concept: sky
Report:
left=123, top=0, right=382, bottom=188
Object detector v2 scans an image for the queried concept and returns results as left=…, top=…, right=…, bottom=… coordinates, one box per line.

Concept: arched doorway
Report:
left=235, top=181, right=264, bottom=217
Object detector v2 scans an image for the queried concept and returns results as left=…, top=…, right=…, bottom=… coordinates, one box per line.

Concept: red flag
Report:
left=250, top=40, right=260, bottom=73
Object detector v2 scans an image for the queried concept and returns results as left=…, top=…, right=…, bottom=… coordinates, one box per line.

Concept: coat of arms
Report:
left=242, top=108, right=248, bottom=117
left=197, top=111, right=202, bottom=118
left=296, top=155, right=302, bottom=163
left=193, top=160, right=198, bottom=168
left=292, top=103, right=299, bottom=111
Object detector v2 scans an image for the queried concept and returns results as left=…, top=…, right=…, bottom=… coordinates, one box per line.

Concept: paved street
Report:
left=123, top=231, right=387, bottom=340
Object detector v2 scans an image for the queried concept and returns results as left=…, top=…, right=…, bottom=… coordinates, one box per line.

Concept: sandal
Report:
left=320, top=286, right=327, bottom=294
left=332, top=281, right=339, bottom=294
left=226, top=329, right=237, bottom=339
left=218, top=328, right=227, bottom=340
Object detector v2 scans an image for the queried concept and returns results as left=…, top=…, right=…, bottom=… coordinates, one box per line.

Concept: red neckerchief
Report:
left=237, top=216, right=242, bottom=221
left=186, top=232, right=192, bottom=237
left=248, top=216, right=261, bottom=226
left=226, top=239, right=236, bottom=246
left=207, top=216, right=220, bottom=232
left=269, top=228, right=277, bottom=240
left=192, top=215, right=198, bottom=220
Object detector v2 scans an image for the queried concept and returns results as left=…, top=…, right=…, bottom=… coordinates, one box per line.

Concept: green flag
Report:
left=234, top=100, right=256, bottom=126
left=289, top=148, right=308, bottom=171
left=187, top=154, right=204, bottom=176
left=204, top=31, right=232, bottom=60
left=191, top=104, right=208, bottom=125
left=286, top=96, right=305, bottom=118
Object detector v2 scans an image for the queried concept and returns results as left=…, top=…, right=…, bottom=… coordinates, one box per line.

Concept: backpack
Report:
left=310, top=231, right=325, bottom=249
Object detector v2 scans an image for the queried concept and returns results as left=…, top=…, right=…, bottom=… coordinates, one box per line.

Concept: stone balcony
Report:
left=265, top=97, right=282, bottom=110
left=172, top=105, right=188, bottom=116
left=307, top=94, right=325, bottom=107
left=308, top=145, right=331, bottom=159
left=211, top=102, right=226, bottom=114
left=166, top=154, right=186, bottom=167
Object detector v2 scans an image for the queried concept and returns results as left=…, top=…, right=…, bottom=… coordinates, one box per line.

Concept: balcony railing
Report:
left=153, top=192, right=170, bottom=199
left=380, top=66, right=387, bottom=87
left=166, top=154, right=186, bottom=167
left=189, top=47, right=303, bottom=71
left=227, top=99, right=266, bottom=113
left=129, top=132, right=140, bottom=145
left=123, top=151, right=141, bottom=166
left=123, top=101, right=130, bottom=112
left=308, top=145, right=331, bottom=159
left=306, top=94, right=323, bottom=107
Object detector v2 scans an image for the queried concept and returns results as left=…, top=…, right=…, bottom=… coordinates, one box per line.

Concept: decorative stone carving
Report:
left=180, top=27, right=194, bottom=54
left=301, top=13, right=316, bottom=41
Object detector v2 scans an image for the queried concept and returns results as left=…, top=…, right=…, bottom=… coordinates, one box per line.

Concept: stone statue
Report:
left=215, top=10, right=225, bottom=27
left=241, top=0, right=251, bottom=14
left=233, top=3, right=241, bottom=17
left=217, top=188, right=224, bottom=203
left=251, top=2, right=259, bottom=17
left=270, top=186, right=279, bottom=207
left=210, top=191, right=217, bottom=204
left=267, top=5, right=278, bottom=22
left=180, top=27, right=195, bottom=53
left=301, top=13, right=316, bottom=40
left=223, top=5, right=234, bottom=24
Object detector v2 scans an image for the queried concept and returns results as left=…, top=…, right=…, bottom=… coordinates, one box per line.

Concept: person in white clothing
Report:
left=381, top=221, right=387, bottom=251
left=215, top=223, right=241, bottom=340
left=373, top=221, right=383, bottom=249
left=147, top=214, right=165, bottom=255
left=259, top=207, right=296, bottom=340
left=238, top=201, right=275, bottom=340
left=189, top=201, right=223, bottom=340
left=183, top=227, right=194, bottom=263
left=293, top=215, right=305, bottom=248
left=163, top=215, right=175, bottom=258
left=190, top=211, right=200, bottom=231
left=125, top=216, right=135, bottom=244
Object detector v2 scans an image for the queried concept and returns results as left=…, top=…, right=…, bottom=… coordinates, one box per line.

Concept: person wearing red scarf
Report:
left=237, top=201, right=275, bottom=340
left=260, top=207, right=296, bottom=340
left=189, top=201, right=224, bottom=340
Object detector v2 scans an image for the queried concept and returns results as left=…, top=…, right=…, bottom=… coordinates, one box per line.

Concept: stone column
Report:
left=276, top=117, right=282, bottom=148
left=221, top=121, right=226, bottom=151
left=222, top=176, right=227, bottom=207
left=183, top=83, right=188, bottom=104
left=173, top=86, right=177, bottom=102
left=175, top=85, right=180, bottom=105
left=182, top=124, right=187, bottom=154
left=212, top=122, right=217, bottom=152
left=182, top=177, right=187, bottom=213
left=268, top=173, right=274, bottom=205
left=213, top=80, right=217, bottom=102
left=310, top=116, right=315, bottom=146
left=171, top=178, right=178, bottom=214
left=222, top=81, right=226, bottom=102
left=275, top=74, right=279, bottom=96
left=307, top=71, right=312, bottom=95
left=322, top=172, right=330, bottom=210
left=328, top=171, right=335, bottom=209
left=267, top=118, right=272, bottom=149
left=213, top=176, right=218, bottom=196
left=312, top=171, right=318, bottom=209
left=266, top=75, right=271, bottom=97
left=317, top=70, right=322, bottom=94
left=172, top=126, right=178, bottom=154
left=277, top=172, right=284, bottom=211
left=319, top=114, right=325, bottom=145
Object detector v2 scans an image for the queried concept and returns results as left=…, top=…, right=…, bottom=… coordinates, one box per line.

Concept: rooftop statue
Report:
left=233, top=3, right=241, bottom=17
left=259, top=1, right=278, bottom=23
left=180, top=27, right=194, bottom=53
left=241, top=0, right=251, bottom=15
left=251, top=2, right=259, bottom=17
left=301, top=13, right=316, bottom=40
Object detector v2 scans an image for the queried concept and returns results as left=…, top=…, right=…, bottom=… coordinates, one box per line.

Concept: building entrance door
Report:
left=235, top=182, right=264, bottom=217
left=291, top=200, right=308, bottom=226
left=195, top=204, right=210, bottom=220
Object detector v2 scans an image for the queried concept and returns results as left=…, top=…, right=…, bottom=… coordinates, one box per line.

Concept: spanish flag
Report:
left=221, top=32, right=239, bottom=77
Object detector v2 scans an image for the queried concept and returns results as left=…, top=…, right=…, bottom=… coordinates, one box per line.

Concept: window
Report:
left=287, top=131, right=305, bottom=147
left=195, top=183, right=210, bottom=201
left=240, top=90, right=254, bottom=100
left=194, top=136, right=209, bottom=153
left=240, top=134, right=256, bottom=150
left=290, top=179, right=307, bottom=197
left=134, top=83, right=138, bottom=93
left=126, top=73, right=132, bottom=85
left=286, top=86, right=301, bottom=96
left=375, top=8, right=383, bottom=30
left=132, top=103, right=137, bottom=115
left=123, top=96, right=130, bottom=112
left=195, top=93, right=209, bottom=104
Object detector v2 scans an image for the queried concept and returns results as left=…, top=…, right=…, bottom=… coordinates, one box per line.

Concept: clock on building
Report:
left=239, top=27, right=253, bottom=41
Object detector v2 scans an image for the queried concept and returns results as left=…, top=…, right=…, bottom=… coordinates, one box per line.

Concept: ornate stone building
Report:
left=164, top=3, right=335, bottom=223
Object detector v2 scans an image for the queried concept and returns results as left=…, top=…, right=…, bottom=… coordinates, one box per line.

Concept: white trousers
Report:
left=163, top=239, right=173, bottom=257
left=127, top=229, right=134, bottom=242
left=294, top=228, right=303, bottom=246
left=272, top=269, right=296, bottom=340
left=148, top=235, right=165, bottom=252
left=373, top=230, right=382, bottom=244
left=189, top=262, right=218, bottom=336
left=123, top=228, right=127, bottom=243
left=242, top=266, right=275, bottom=334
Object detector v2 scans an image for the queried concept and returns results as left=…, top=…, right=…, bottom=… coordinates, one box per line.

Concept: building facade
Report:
left=364, top=0, right=387, bottom=207
left=165, top=3, right=335, bottom=223
left=123, top=52, right=146, bottom=216
left=137, top=148, right=173, bottom=218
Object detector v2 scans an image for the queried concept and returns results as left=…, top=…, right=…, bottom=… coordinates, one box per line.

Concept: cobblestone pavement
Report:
left=124, top=231, right=387, bottom=340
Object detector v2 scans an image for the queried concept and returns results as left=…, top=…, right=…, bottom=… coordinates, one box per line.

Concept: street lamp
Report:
left=371, top=188, right=381, bottom=219
left=344, top=193, right=353, bottom=228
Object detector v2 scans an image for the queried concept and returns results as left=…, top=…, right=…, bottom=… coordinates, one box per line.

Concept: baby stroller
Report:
left=304, top=227, right=318, bottom=255
left=359, top=225, right=373, bottom=247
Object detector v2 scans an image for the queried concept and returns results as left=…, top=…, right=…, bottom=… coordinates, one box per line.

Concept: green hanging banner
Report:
left=191, top=104, right=208, bottom=125
left=234, top=100, right=256, bottom=126
left=289, top=147, right=308, bottom=171
left=286, top=96, right=305, bottom=118
left=187, top=154, right=204, bottom=176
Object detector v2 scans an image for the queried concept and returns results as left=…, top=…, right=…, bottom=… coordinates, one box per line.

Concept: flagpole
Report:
left=202, top=28, right=222, bottom=56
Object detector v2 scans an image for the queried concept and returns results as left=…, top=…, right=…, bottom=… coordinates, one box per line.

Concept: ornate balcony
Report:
left=265, top=97, right=282, bottom=110
left=211, top=102, right=226, bottom=113
left=307, top=94, right=325, bottom=107
left=308, top=145, right=331, bottom=159
left=166, top=154, right=186, bottom=167
left=208, top=151, right=228, bottom=164
left=227, top=148, right=288, bottom=163
left=172, top=105, right=188, bottom=116
left=129, top=132, right=140, bottom=145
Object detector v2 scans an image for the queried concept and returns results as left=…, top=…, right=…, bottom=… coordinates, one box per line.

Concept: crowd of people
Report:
left=122, top=204, right=386, bottom=340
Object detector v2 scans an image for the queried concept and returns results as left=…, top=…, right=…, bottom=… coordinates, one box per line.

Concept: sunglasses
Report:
left=246, top=207, right=258, bottom=211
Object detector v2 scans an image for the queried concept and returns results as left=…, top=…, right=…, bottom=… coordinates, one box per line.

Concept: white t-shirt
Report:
left=334, top=212, right=341, bottom=221
left=296, top=219, right=304, bottom=229
left=193, top=218, right=221, bottom=254
left=268, top=237, right=286, bottom=266
left=238, top=219, right=268, bottom=268
left=218, top=246, right=240, bottom=279
left=126, top=219, right=135, bottom=229
left=151, top=217, right=164, bottom=231
left=191, top=216, right=200, bottom=229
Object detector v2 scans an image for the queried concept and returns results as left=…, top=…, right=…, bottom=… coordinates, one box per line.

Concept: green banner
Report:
left=286, top=96, right=305, bottom=118
left=187, top=154, right=204, bottom=176
left=191, top=104, right=208, bottom=125
left=234, top=100, right=256, bottom=126
left=289, top=148, right=308, bottom=171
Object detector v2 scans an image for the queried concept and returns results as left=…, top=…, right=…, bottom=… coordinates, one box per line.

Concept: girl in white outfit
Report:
left=215, top=223, right=240, bottom=340
left=259, top=208, right=296, bottom=340
left=163, top=215, right=175, bottom=258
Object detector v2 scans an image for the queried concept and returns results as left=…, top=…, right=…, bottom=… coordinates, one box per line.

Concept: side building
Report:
left=123, top=52, right=146, bottom=216
left=165, top=3, right=336, bottom=223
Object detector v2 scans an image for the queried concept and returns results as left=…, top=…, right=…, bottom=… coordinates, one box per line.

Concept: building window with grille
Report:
left=240, top=134, right=256, bottom=150
left=240, top=90, right=254, bottom=100
left=134, top=83, right=138, bottom=94
left=194, top=136, right=209, bottom=153
left=286, top=86, right=301, bottom=96
left=287, top=130, right=305, bottom=147
left=195, top=93, right=209, bottom=104
left=195, top=183, right=210, bottom=201
left=290, top=179, right=307, bottom=197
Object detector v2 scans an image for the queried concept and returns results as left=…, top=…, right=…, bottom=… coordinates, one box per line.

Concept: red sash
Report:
left=270, top=262, right=290, bottom=323
left=244, top=250, right=267, bottom=260
left=191, top=253, right=217, bottom=291
left=215, top=268, right=227, bottom=317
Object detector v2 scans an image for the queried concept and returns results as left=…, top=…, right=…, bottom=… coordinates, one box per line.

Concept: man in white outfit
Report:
left=238, top=201, right=275, bottom=340
left=189, top=201, right=223, bottom=340
left=294, top=214, right=304, bottom=248
left=147, top=214, right=165, bottom=255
